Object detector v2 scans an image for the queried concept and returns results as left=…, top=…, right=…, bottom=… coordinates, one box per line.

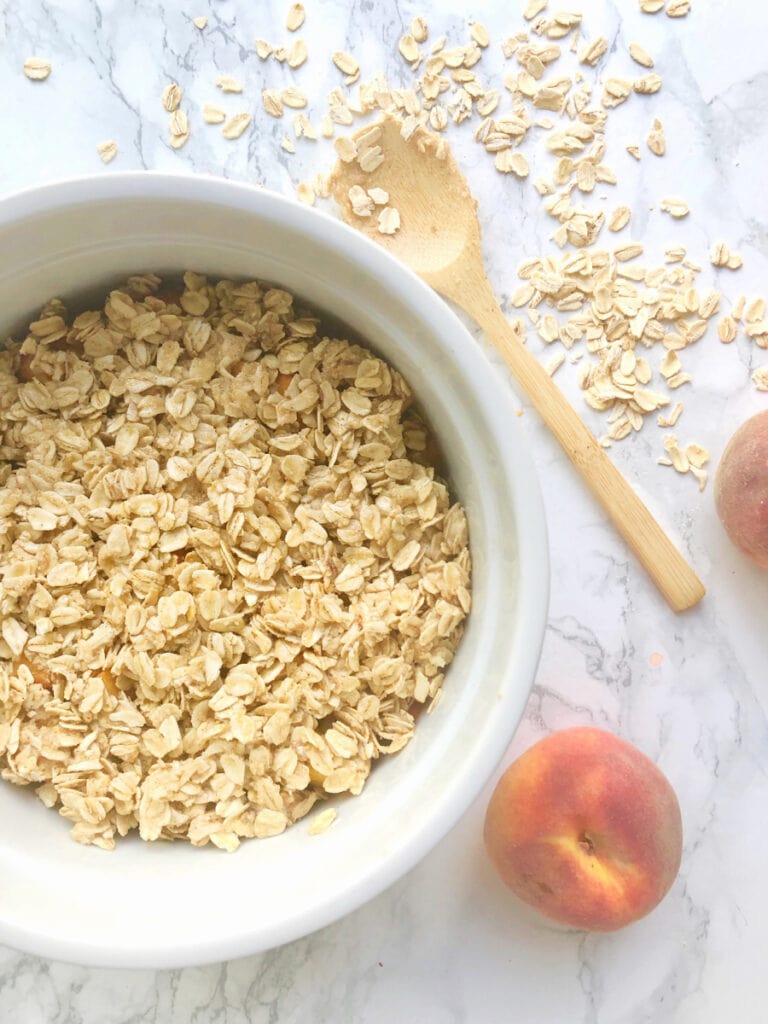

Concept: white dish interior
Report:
left=0, top=174, right=548, bottom=968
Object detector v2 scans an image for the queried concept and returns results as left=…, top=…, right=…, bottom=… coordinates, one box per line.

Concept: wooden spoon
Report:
left=329, top=116, right=705, bottom=612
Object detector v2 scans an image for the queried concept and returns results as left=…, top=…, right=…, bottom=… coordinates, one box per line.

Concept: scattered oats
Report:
left=660, top=350, right=682, bottom=379
left=308, top=808, right=337, bottom=836
left=658, top=402, right=684, bottom=427
left=256, top=39, right=273, bottom=60
left=614, top=243, right=644, bottom=262
left=296, top=181, right=315, bottom=205
left=429, top=105, right=449, bottom=131
left=686, top=443, right=710, bottom=469
left=313, top=171, right=331, bottom=198
left=348, top=184, right=374, bottom=217
left=23, top=57, right=51, bottom=81
left=629, top=42, right=654, bottom=67
left=666, top=0, right=691, bottom=16
left=399, top=34, right=420, bottom=63
left=544, top=351, right=566, bottom=376
left=470, top=22, right=490, bottom=48
left=609, top=206, right=632, bottom=232
left=512, top=283, right=535, bottom=307
left=96, top=140, right=118, bottom=164
left=216, top=74, right=243, bottom=94
left=334, top=135, right=357, bottom=162
left=579, top=36, right=608, bottom=66
left=717, top=315, right=737, bottom=343
left=169, top=132, right=190, bottom=150
left=699, top=290, right=721, bottom=319
left=495, top=150, right=530, bottom=177
left=733, top=294, right=746, bottom=320
left=377, top=207, right=401, bottom=235
left=203, top=103, right=226, bottom=124
left=710, top=242, right=742, bottom=269
left=602, top=77, right=633, bottom=108
left=162, top=83, right=183, bottom=112
left=660, top=197, right=690, bottom=218
left=626, top=144, right=641, bottom=160
left=262, top=89, right=284, bottom=118
left=640, top=0, right=665, bottom=10
left=753, top=367, right=768, bottom=391
left=321, top=114, right=334, bottom=138
left=665, top=245, right=686, bottom=263
left=287, top=38, right=308, bottom=68
left=293, top=113, right=317, bottom=140
left=524, top=0, right=549, bottom=18
left=333, top=51, right=360, bottom=77
left=634, top=72, right=663, bottom=94
left=222, top=112, right=252, bottom=140
left=412, top=16, right=429, bottom=43
left=667, top=372, right=692, bottom=389
left=647, top=118, right=666, bottom=156
left=169, top=110, right=189, bottom=137
left=367, top=187, right=389, bottom=205
left=192, top=16, right=208, bottom=29
left=746, top=297, right=765, bottom=322
left=281, top=134, right=296, bottom=153
left=661, top=434, right=689, bottom=472
left=281, top=85, right=308, bottom=109
left=358, top=145, right=385, bottom=173
left=286, top=2, right=305, bottom=31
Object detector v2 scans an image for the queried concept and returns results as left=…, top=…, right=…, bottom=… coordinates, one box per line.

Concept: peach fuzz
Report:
left=715, top=410, right=768, bottom=568
left=483, top=727, right=683, bottom=931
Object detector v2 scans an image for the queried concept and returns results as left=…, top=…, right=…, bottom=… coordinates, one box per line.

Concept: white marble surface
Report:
left=1, top=0, right=767, bottom=1020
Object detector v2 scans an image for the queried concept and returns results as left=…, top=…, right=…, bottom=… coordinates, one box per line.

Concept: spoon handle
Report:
left=465, top=285, right=705, bottom=612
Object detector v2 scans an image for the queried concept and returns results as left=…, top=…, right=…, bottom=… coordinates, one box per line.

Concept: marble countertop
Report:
left=1, top=0, right=767, bottom=1020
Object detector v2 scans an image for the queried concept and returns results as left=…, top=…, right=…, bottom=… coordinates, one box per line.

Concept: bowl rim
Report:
left=0, top=171, right=549, bottom=967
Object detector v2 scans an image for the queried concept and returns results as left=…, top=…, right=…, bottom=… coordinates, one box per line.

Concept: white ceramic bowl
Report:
left=0, top=173, right=548, bottom=968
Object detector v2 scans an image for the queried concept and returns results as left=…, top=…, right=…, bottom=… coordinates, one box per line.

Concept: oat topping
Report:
left=307, top=807, right=337, bottom=835
left=0, top=273, right=471, bottom=850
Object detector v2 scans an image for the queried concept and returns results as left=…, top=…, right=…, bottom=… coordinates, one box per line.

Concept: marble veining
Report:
left=1, top=0, right=767, bottom=1020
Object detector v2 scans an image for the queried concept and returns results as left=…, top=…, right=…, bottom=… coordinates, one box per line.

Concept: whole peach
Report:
left=483, top=727, right=683, bottom=931
left=715, top=410, right=768, bottom=568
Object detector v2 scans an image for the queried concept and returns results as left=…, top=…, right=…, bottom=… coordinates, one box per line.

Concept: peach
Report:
left=715, top=410, right=768, bottom=568
left=483, top=727, right=682, bottom=931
